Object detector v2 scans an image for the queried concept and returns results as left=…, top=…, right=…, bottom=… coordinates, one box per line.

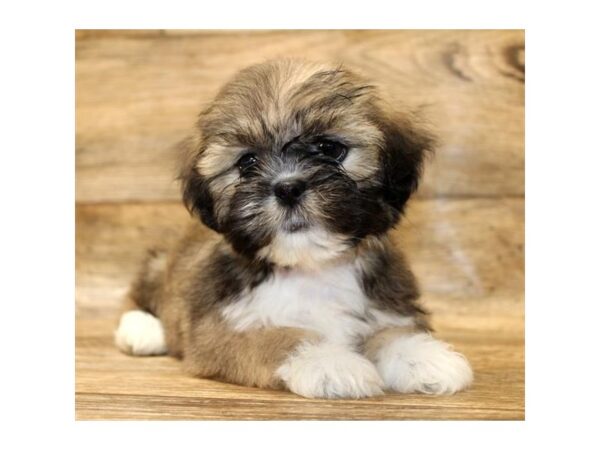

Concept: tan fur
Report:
left=183, top=313, right=319, bottom=389
left=155, top=224, right=219, bottom=358
left=127, top=222, right=320, bottom=388
left=195, top=60, right=384, bottom=188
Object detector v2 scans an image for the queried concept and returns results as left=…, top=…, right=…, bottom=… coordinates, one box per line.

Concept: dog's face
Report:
left=179, top=60, right=432, bottom=268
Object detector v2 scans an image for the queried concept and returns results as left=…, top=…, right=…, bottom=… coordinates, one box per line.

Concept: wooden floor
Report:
left=75, top=29, right=524, bottom=420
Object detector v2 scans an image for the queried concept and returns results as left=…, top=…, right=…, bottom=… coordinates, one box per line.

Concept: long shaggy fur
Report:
left=115, top=59, right=472, bottom=399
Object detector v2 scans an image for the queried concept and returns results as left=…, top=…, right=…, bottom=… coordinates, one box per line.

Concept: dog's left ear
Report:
left=378, top=115, right=435, bottom=216
left=176, top=136, right=221, bottom=232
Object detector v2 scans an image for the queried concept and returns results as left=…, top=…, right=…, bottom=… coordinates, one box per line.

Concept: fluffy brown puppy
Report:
left=115, top=60, right=473, bottom=398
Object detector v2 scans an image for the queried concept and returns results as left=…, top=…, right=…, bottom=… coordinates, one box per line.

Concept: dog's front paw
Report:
left=276, top=342, right=384, bottom=399
left=375, top=333, right=473, bottom=395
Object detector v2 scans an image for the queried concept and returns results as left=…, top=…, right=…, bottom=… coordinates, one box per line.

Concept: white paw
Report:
left=374, top=333, right=473, bottom=395
left=114, top=310, right=168, bottom=356
left=276, top=342, right=384, bottom=399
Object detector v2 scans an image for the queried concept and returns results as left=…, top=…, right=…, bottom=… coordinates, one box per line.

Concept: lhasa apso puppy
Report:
left=115, top=60, right=473, bottom=398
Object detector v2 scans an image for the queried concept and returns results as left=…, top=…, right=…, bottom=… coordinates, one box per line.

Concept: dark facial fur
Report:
left=179, top=60, right=434, bottom=265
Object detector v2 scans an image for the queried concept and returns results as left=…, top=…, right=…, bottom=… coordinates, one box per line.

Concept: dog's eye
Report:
left=237, top=153, right=258, bottom=173
left=316, top=139, right=348, bottom=162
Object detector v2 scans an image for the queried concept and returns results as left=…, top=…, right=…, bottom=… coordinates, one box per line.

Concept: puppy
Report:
left=115, top=60, right=473, bottom=398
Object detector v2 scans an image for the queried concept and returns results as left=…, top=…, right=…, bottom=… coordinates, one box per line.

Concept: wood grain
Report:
left=75, top=29, right=524, bottom=202
left=76, top=315, right=523, bottom=420
left=75, top=30, right=524, bottom=420
left=76, top=198, right=523, bottom=320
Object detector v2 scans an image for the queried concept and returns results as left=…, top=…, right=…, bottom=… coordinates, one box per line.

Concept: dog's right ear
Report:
left=176, top=136, right=221, bottom=232
left=377, top=114, right=435, bottom=217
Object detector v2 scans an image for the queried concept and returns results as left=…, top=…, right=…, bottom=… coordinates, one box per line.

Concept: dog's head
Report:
left=179, top=60, right=433, bottom=268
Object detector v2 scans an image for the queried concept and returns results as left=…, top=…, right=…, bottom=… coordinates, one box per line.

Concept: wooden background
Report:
left=75, top=29, right=524, bottom=420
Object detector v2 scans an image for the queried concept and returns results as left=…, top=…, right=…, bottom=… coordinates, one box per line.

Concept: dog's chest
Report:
left=221, top=263, right=377, bottom=345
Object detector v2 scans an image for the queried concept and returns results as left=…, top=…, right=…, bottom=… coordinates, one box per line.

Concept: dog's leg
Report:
left=185, top=314, right=383, bottom=398
left=114, top=248, right=170, bottom=356
left=364, top=327, right=473, bottom=394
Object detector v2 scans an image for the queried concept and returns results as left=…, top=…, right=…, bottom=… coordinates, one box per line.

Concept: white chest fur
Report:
left=220, top=262, right=414, bottom=347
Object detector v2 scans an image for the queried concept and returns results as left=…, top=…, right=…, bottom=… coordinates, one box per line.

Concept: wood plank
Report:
left=75, top=198, right=524, bottom=320
left=76, top=30, right=524, bottom=202
left=76, top=316, right=523, bottom=420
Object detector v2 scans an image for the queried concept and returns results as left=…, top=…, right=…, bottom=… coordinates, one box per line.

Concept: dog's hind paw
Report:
left=114, top=310, right=168, bottom=356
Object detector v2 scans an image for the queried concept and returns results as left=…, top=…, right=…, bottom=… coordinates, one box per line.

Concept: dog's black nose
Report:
left=273, top=179, right=307, bottom=206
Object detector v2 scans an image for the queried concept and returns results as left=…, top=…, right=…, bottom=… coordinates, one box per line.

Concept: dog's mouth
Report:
left=281, top=217, right=310, bottom=233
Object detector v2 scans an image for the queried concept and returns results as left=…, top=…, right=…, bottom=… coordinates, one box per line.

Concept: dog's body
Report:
left=115, top=60, right=473, bottom=398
